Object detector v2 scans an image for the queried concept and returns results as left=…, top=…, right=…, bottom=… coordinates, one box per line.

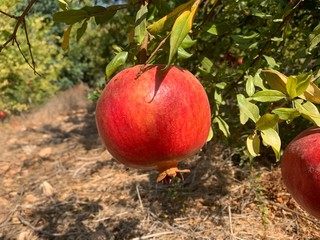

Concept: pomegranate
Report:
left=95, top=65, right=211, bottom=183
left=281, top=127, right=320, bottom=219
left=0, top=111, right=6, bottom=119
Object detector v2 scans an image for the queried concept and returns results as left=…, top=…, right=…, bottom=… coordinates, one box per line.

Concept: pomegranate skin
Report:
left=281, top=127, right=320, bottom=219
left=95, top=65, right=211, bottom=173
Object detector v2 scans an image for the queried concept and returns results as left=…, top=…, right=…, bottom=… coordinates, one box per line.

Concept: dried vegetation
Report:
left=1, top=85, right=319, bottom=240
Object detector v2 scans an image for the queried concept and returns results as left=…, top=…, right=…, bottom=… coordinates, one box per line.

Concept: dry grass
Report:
left=1, top=85, right=319, bottom=240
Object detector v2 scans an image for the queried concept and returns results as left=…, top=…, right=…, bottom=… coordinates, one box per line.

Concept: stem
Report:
left=144, top=33, right=171, bottom=66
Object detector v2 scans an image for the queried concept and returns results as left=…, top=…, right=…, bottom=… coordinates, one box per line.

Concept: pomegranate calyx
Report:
left=156, top=167, right=190, bottom=184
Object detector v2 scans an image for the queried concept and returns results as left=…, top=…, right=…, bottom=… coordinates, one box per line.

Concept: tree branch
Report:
left=0, top=0, right=39, bottom=74
left=222, top=0, right=303, bottom=98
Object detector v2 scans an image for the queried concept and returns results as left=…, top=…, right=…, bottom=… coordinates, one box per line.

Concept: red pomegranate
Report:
left=281, top=127, right=320, bottom=219
left=95, top=65, right=211, bottom=183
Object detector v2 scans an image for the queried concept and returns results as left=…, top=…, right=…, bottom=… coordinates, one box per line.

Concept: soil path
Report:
left=0, top=85, right=319, bottom=239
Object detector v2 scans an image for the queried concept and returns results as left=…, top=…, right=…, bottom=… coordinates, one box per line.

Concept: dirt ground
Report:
left=1, top=84, right=320, bottom=240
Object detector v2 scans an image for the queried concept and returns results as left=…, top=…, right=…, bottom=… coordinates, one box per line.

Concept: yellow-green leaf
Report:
left=168, top=0, right=200, bottom=66
left=295, top=100, right=320, bottom=126
left=207, top=127, right=213, bottom=142
left=147, top=0, right=195, bottom=35
left=134, top=3, right=148, bottom=44
left=246, top=133, right=260, bottom=157
left=261, top=69, right=287, bottom=94
left=62, top=25, right=73, bottom=51
left=105, top=51, right=128, bottom=80
left=271, top=108, right=300, bottom=121
left=261, top=128, right=281, bottom=160
left=237, top=94, right=260, bottom=123
left=256, top=113, right=279, bottom=131
left=251, top=89, right=286, bottom=102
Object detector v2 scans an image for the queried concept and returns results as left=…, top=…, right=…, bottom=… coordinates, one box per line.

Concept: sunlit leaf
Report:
left=261, top=69, right=287, bottom=94
left=256, top=113, right=279, bottom=131
left=105, top=51, right=128, bottom=80
left=207, top=126, right=213, bottom=142
left=263, top=55, right=279, bottom=68
left=62, top=25, right=73, bottom=51
left=271, top=108, right=300, bottom=121
left=261, top=128, right=281, bottom=160
left=246, top=133, right=260, bottom=157
left=251, top=90, right=286, bottom=102
left=295, top=100, right=320, bottom=126
left=181, top=34, right=197, bottom=49
left=246, top=75, right=255, bottom=97
left=147, top=0, right=195, bottom=35
left=168, top=0, right=200, bottom=66
left=134, top=3, right=148, bottom=44
left=58, top=0, right=69, bottom=11
left=237, top=94, right=260, bottom=123
left=177, top=47, right=192, bottom=59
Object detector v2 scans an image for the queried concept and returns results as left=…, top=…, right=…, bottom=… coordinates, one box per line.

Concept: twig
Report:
left=131, top=231, right=174, bottom=240
left=148, top=210, right=209, bottom=239
left=0, top=0, right=39, bottom=74
left=23, top=21, right=37, bottom=74
left=144, top=33, right=171, bottom=65
left=269, top=201, right=319, bottom=224
left=0, top=10, right=18, bottom=19
left=18, top=215, right=78, bottom=237
left=136, top=184, right=144, bottom=211
left=228, top=205, right=234, bottom=240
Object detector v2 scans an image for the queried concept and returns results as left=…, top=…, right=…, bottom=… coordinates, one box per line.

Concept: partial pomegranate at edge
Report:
left=281, top=127, right=320, bottom=219
left=95, top=65, right=211, bottom=183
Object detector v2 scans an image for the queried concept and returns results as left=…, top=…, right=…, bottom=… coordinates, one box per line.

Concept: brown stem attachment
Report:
left=156, top=167, right=190, bottom=184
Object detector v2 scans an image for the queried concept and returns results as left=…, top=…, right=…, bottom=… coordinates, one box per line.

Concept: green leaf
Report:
left=246, top=133, right=260, bottom=157
left=177, top=47, right=192, bottom=59
left=295, top=100, right=320, bottom=126
left=76, top=20, right=88, bottom=42
left=134, top=3, right=148, bottom=44
left=261, top=128, right=281, bottom=160
left=58, top=0, right=69, bottom=11
left=309, top=23, right=320, bottom=52
left=253, top=70, right=267, bottom=90
left=295, top=73, right=313, bottom=96
left=286, top=76, right=298, bottom=99
left=207, top=126, right=213, bottom=142
left=54, top=5, right=123, bottom=25
left=256, top=113, right=279, bottom=131
left=200, top=57, right=213, bottom=73
left=261, top=69, right=287, bottom=94
left=168, top=0, right=200, bottom=66
left=271, top=108, right=300, bottom=121
left=53, top=9, right=88, bottom=25
left=213, top=116, right=230, bottom=137
left=207, top=24, right=218, bottom=35
left=147, top=0, right=195, bottom=35
left=251, top=90, right=286, bottom=102
left=181, top=34, right=197, bottom=49
left=94, top=5, right=122, bottom=25
left=245, top=75, right=255, bottom=97
left=263, top=55, right=279, bottom=68
left=62, top=25, right=73, bottom=51
left=237, top=94, right=260, bottom=123
left=105, top=51, right=128, bottom=80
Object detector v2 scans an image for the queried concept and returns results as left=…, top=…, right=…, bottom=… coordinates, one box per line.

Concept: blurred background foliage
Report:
left=1, top=0, right=320, bottom=161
